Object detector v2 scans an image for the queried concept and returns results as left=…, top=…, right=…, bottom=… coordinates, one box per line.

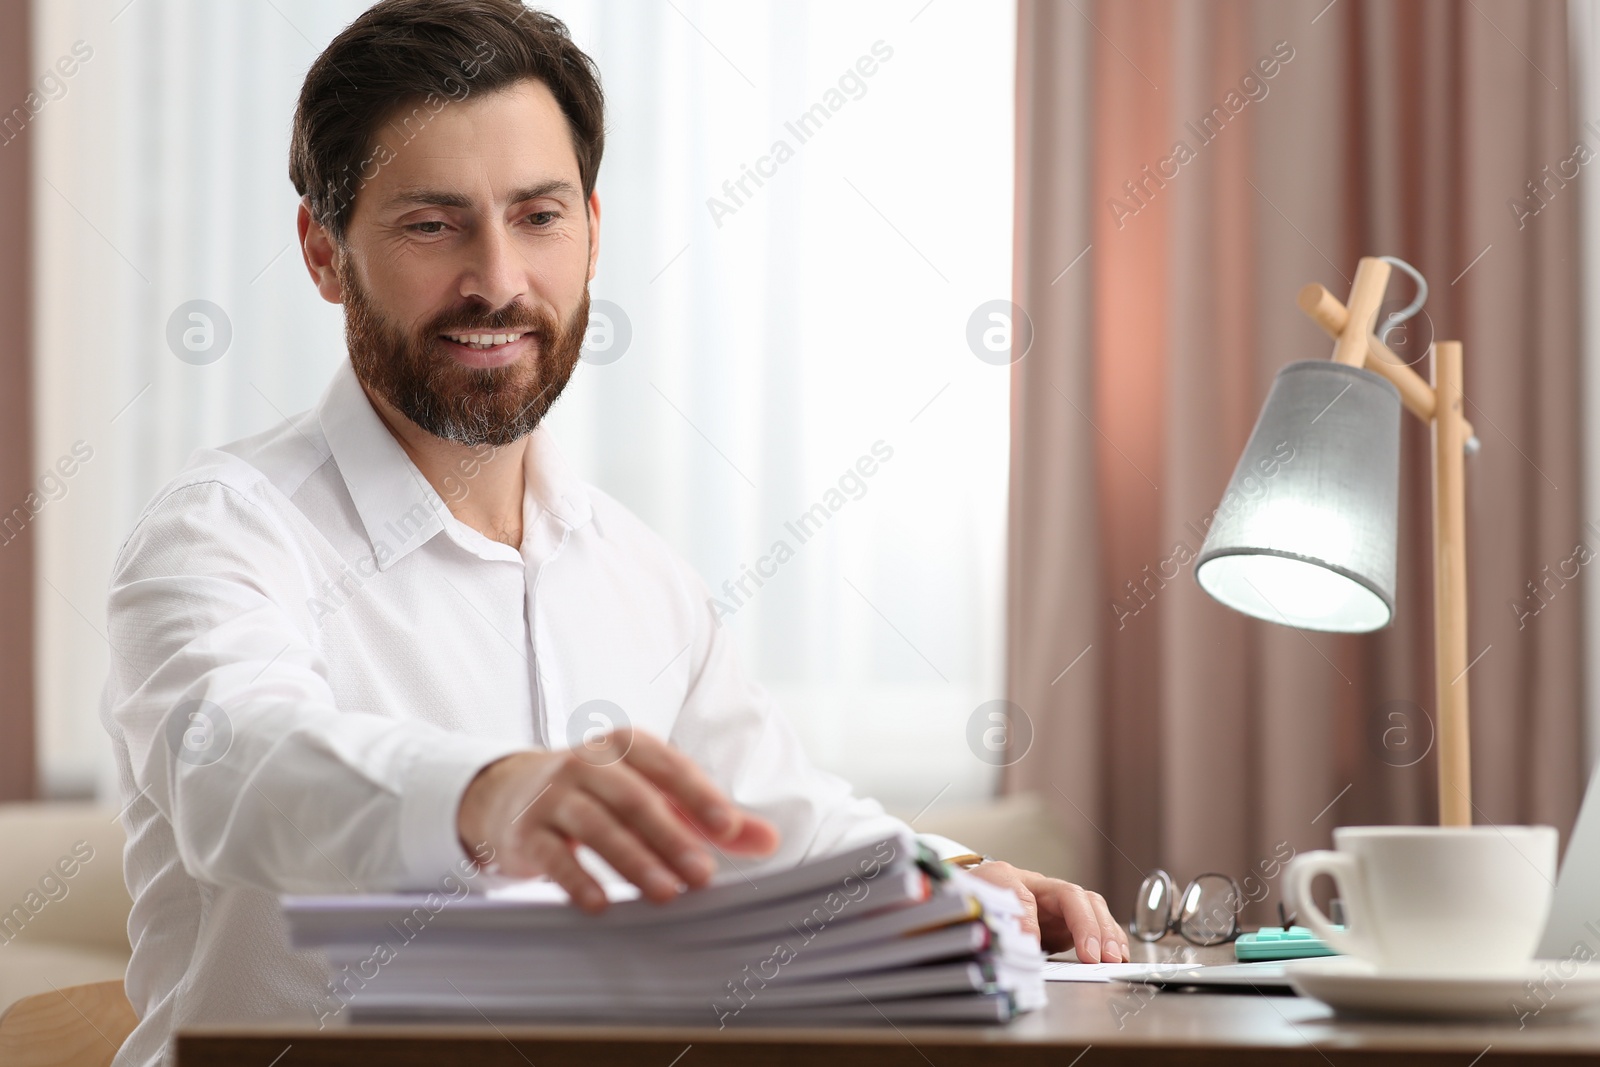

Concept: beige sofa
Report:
left=885, top=791, right=1078, bottom=884
left=0, top=804, right=132, bottom=1015
left=0, top=792, right=1075, bottom=1018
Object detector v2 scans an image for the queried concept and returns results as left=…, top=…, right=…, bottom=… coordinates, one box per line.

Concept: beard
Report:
left=339, top=255, right=588, bottom=447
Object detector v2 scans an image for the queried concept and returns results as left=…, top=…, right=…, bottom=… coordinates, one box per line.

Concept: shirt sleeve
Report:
left=663, top=563, right=969, bottom=874
left=104, top=479, right=528, bottom=894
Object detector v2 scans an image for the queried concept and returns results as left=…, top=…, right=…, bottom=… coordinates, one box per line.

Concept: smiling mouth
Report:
left=440, top=330, right=533, bottom=350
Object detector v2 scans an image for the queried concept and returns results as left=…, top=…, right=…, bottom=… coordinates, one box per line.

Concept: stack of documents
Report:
left=281, top=830, right=1045, bottom=1026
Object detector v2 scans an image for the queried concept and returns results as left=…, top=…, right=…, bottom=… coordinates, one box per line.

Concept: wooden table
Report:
left=175, top=942, right=1600, bottom=1066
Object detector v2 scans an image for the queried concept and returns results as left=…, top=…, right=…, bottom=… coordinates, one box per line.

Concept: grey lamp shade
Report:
left=1195, top=360, right=1401, bottom=633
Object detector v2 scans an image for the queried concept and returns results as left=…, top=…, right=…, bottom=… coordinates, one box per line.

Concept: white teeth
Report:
left=444, top=331, right=525, bottom=348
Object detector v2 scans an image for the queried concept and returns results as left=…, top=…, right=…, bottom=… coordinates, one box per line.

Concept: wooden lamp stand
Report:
left=1295, top=256, right=1475, bottom=826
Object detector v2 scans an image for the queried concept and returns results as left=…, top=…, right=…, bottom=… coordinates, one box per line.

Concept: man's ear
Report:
left=586, top=190, right=602, bottom=282
left=298, top=198, right=345, bottom=304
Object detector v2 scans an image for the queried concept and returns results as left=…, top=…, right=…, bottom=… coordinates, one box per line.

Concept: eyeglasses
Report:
left=1130, top=869, right=1243, bottom=946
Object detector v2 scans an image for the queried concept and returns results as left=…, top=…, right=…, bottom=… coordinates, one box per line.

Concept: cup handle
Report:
left=1285, top=850, right=1378, bottom=963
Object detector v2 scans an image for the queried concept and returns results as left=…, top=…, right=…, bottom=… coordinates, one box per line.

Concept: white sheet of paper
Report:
left=481, top=879, right=641, bottom=904
left=1042, top=961, right=1204, bottom=983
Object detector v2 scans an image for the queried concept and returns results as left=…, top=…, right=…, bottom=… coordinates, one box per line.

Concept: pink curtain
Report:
left=1008, top=0, right=1583, bottom=919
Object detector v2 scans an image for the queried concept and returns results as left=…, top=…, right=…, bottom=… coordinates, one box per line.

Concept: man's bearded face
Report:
left=340, top=251, right=589, bottom=447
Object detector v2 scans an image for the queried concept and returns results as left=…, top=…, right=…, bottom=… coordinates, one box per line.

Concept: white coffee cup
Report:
left=1286, top=825, right=1557, bottom=975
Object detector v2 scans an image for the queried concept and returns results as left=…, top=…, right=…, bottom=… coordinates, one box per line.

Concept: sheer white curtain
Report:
left=34, top=0, right=1014, bottom=813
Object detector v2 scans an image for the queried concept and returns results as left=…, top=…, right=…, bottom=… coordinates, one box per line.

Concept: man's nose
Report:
left=459, top=222, right=530, bottom=311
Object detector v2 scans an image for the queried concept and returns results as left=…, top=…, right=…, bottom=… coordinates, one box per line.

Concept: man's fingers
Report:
left=459, top=736, right=784, bottom=910
left=525, top=828, right=608, bottom=913
left=617, top=731, right=746, bottom=843
left=578, top=763, right=719, bottom=888
left=1016, top=882, right=1040, bottom=939
left=989, top=865, right=1040, bottom=939
left=549, top=790, right=684, bottom=903
left=1058, top=883, right=1115, bottom=962
left=959, top=860, right=1129, bottom=962
left=1088, top=889, right=1128, bottom=963
left=1100, top=895, right=1126, bottom=959
left=966, top=862, right=1042, bottom=942
left=719, top=815, right=781, bottom=855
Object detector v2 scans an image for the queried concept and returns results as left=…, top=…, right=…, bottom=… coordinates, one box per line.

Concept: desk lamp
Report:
left=1194, top=256, right=1479, bottom=825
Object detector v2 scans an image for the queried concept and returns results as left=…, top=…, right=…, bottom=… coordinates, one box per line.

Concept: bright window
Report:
left=33, top=0, right=1015, bottom=812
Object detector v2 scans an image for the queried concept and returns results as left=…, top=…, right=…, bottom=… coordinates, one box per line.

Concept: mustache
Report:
left=428, top=305, right=550, bottom=336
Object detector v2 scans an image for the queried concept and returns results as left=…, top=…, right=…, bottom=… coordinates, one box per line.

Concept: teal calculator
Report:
left=1234, top=926, right=1341, bottom=961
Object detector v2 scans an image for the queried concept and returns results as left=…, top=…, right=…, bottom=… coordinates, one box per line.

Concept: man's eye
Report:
left=409, top=221, right=448, bottom=235
left=526, top=211, right=556, bottom=226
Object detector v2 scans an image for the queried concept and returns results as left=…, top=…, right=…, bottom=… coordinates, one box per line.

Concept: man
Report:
left=102, top=2, right=1125, bottom=1062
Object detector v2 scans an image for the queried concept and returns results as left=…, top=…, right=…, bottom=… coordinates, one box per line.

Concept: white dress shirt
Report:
left=103, top=361, right=959, bottom=1066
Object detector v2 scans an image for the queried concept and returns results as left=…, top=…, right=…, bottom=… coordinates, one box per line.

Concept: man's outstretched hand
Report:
left=457, top=728, right=779, bottom=913
left=968, top=861, right=1130, bottom=962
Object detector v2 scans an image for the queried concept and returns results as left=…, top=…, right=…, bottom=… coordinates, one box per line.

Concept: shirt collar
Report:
left=522, top=417, right=594, bottom=533
left=317, top=361, right=593, bottom=571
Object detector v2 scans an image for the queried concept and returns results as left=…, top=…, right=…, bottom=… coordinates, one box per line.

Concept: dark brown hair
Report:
left=289, top=0, right=604, bottom=243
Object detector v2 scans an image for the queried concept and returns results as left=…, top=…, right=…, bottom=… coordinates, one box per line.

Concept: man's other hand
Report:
left=968, top=861, right=1130, bottom=962
left=457, top=728, right=779, bottom=913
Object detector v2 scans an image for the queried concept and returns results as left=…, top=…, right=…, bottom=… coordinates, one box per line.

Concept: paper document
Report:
left=281, top=830, right=1048, bottom=1028
left=1043, top=962, right=1206, bottom=983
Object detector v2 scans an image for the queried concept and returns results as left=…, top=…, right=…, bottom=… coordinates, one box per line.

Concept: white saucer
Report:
left=1287, top=956, right=1600, bottom=1020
